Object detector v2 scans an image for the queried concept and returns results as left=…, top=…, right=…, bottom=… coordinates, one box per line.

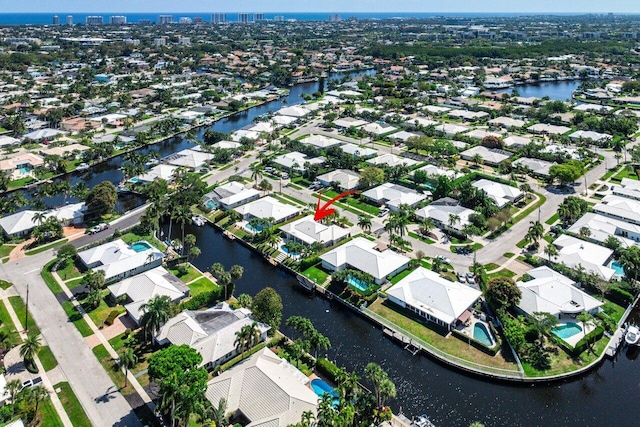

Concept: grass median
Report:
left=54, top=382, right=91, bottom=427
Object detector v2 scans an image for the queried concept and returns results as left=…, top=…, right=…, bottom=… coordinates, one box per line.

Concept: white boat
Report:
left=413, top=414, right=436, bottom=427
left=626, top=325, right=640, bottom=346
left=192, top=215, right=206, bottom=226
left=76, top=163, right=89, bottom=171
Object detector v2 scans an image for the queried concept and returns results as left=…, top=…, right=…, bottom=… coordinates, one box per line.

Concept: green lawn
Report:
left=611, top=167, right=639, bottom=182
left=0, top=300, right=20, bottom=347
left=408, top=231, right=435, bottom=244
left=24, top=239, right=68, bottom=256
left=108, top=332, right=128, bottom=352
left=301, top=265, right=330, bottom=285
left=484, top=263, right=500, bottom=271
left=38, top=346, right=58, bottom=371
left=56, top=261, right=82, bottom=281
left=92, top=344, right=136, bottom=395
left=0, top=244, right=16, bottom=259
left=188, top=277, right=220, bottom=296
left=169, top=264, right=202, bottom=284
left=84, top=293, right=125, bottom=327
left=54, top=382, right=92, bottom=427
left=545, top=213, right=560, bottom=225
left=503, top=252, right=515, bottom=259
left=37, top=396, right=64, bottom=427
left=41, top=260, right=65, bottom=295
left=487, top=269, right=517, bottom=281
left=0, top=279, right=12, bottom=290
left=9, top=296, right=40, bottom=335
left=389, top=268, right=415, bottom=284
left=61, top=301, right=93, bottom=337
left=321, top=190, right=380, bottom=215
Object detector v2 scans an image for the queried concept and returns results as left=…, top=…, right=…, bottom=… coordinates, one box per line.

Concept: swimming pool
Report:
left=131, top=241, right=153, bottom=253
left=245, top=223, right=264, bottom=233
left=128, top=177, right=139, bottom=183
left=347, top=275, right=368, bottom=292
left=18, top=167, right=30, bottom=174
left=473, top=323, right=495, bottom=347
left=205, top=200, right=219, bottom=210
left=609, top=260, right=625, bottom=276
left=281, top=245, right=300, bottom=257
left=552, top=322, right=583, bottom=340
left=311, top=379, right=339, bottom=405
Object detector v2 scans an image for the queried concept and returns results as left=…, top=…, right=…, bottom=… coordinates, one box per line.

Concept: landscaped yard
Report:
left=321, top=190, right=380, bottom=215
left=368, top=298, right=518, bottom=370
left=56, top=261, right=82, bottom=281
left=54, top=382, right=91, bottom=426
left=37, top=396, right=64, bottom=427
left=408, top=231, right=435, bottom=244
left=301, top=265, right=330, bottom=285
left=92, top=344, right=136, bottom=395
left=0, top=300, right=20, bottom=347
left=389, top=268, right=415, bottom=285
left=83, top=293, right=125, bottom=327
left=486, top=269, right=517, bottom=281
left=168, top=264, right=202, bottom=284
left=545, top=213, right=560, bottom=225
left=187, top=277, right=220, bottom=296
left=611, top=167, right=639, bottom=182
left=120, top=231, right=166, bottom=252
left=521, top=337, right=609, bottom=377
left=0, top=244, right=15, bottom=259
left=38, top=345, right=58, bottom=371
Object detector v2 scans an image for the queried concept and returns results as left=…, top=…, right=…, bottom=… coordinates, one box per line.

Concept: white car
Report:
left=436, top=255, right=451, bottom=264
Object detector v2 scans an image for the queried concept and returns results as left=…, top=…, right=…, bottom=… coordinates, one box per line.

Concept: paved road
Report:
left=0, top=252, right=142, bottom=427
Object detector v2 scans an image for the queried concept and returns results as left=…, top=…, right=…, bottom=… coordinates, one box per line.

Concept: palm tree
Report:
left=30, top=386, right=49, bottom=415
left=209, top=397, right=227, bottom=427
left=525, top=220, right=544, bottom=248
left=519, top=182, right=532, bottom=201
left=140, top=295, right=173, bottom=343
left=250, top=163, right=264, bottom=185
left=234, top=325, right=250, bottom=360
left=174, top=204, right=192, bottom=256
left=120, top=347, right=138, bottom=388
left=357, top=216, right=372, bottom=232
left=470, top=153, right=483, bottom=167
left=19, top=332, right=41, bottom=368
left=543, top=243, right=558, bottom=263
left=448, top=213, right=461, bottom=230
left=32, top=211, right=46, bottom=226
left=577, top=311, right=596, bottom=352
left=247, top=321, right=261, bottom=349
left=6, top=379, right=21, bottom=403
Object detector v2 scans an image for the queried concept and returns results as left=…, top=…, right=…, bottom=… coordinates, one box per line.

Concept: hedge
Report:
left=315, top=357, right=343, bottom=383
left=607, top=286, right=633, bottom=306
left=550, top=326, right=604, bottom=356
left=299, top=256, right=321, bottom=271
left=104, top=310, right=120, bottom=326
left=451, top=329, right=500, bottom=356
left=180, top=289, right=222, bottom=310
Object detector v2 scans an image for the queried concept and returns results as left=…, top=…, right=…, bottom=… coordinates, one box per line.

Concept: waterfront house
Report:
left=235, top=196, right=300, bottom=224
left=155, top=302, right=270, bottom=370
left=414, top=198, right=474, bottom=233
left=210, top=140, right=241, bottom=150
left=386, top=267, right=482, bottom=331
left=362, top=183, right=427, bottom=211
left=277, top=105, right=311, bottom=118
left=165, top=148, right=214, bottom=170
left=320, top=237, right=410, bottom=285
left=107, top=266, right=189, bottom=324
left=280, top=215, right=349, bottom=248
left=472, top=179, right=523, bottom=208
left=551, top=235, right=615, bottom=281
left=0, top=153, right=44, bottom=179
left=205, top=348, right=317, bottom=426
left=516, top=266, right=603, bottom=320
left=201, top=182, right=260, bottom=210
left=568, top=212, right=640, bottom=247
left=0, top=202, right=86, bottom=239
left=136, top=164, right=180, bottom=183
left=78, top=239, right=163, bottom=282
left=316, top=169, right=361, bottom=191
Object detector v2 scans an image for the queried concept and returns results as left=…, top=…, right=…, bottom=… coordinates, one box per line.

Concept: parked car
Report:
left=457, top=272, right=465, bottom=283
left=466, top=272, right=476, bottom=285
left=281, top=173, right=289, bottom=180
left=264, top=166, right=274, bottom=173
left=436, top=255, right=451, bottom=264
left=88, top=223, right=109, bottom=235
left=378, top=208, right=390, bottom=217
left=22, top=377, right=42, bottom=389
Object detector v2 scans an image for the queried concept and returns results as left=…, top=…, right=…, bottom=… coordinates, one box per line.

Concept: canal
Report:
left=496, top=80, right=582, bottom=102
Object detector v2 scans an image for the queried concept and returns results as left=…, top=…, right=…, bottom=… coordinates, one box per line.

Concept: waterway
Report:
left=172, top=221, right=640, bottom=427
left=496, top=80, right=582, bottom=102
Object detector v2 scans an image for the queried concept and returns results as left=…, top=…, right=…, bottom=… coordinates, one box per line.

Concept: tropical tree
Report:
left=250, top=163, right=264, bottom=184
left=234, top=325, right=250, bottom=360
left=19, top=332, right=41, bottom=368
left=525, top=220, right=544, bottom=249
left=543, top=243, right=559, bottom=263
left=208, top=398, right=227, bottom=427
left=485, top=277, right=521, bottom=310
left=120, top=347, right=138, bottom=387
left=358, top=216, right=372, bottom=232
left=577, top=311, right=596, bottom=351
left=140, top=295, right=173, bottom=343
left=470, top=153, right=483, bottom=166
left=252, top=287, right=282, bottom=333
left=237, top=293, right=253, bottom=308
left=364, top=363, right=396, bottom=409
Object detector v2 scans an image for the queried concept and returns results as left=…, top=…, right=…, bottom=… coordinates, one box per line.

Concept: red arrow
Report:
left=314, top=190, right=359, bottom=221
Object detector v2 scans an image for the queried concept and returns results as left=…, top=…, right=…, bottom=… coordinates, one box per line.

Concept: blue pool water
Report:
left=18, top=167, right=30, bottom=174
left=473, top=323, right=494, bottom=347
left=205, top=200, right=219, bottom=210
left=552, top=322, right=583, bottom=340
left=131, top=241, right=153, bottom=253
left=347, top=275, right=368, bottom=292
left=128, top=177, right=139, bottom=183
left=280, top=245, right=299, bottom=256
left=610, top=261, right=625, bottom=276
left=245, top=223, right=264, bottom=233
left=311, top=379, right=339, bottom=406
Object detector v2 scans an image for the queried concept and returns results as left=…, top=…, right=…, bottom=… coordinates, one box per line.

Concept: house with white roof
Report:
left=405, top=117, right=438, bottom=128
left=156, top=302, right=270, bottom=370
left=320, top=237, right=410, bottom=285
left=503, top=135, right=532, bottom=148
left=201, top=182, right=260, bottom=210
left=272, top=151, right=324, bottom=172
left=230, top=129, right=259, bottom=142
left=316, top=169, right=360, bottom=191
left=472, top=179, right=523, bottom=207
left=136, top=164, right=179, bottom=183
left=435, top=123, right=469, bottom=135
left=210, top=140, right=242, bottom=150
left=415, top=198, right=475, bottom=233
left=107, top=266, right=189, bottom=324
left=516, top=266, right=603, bottom=319
left=0, top=136, right=20, bottom=148
left=299, top=134, right=343, bottom=149
left=362, top=122, right=397, bottom=135
left=448, top=110, right=489, bottom=121
left=464, top=129, right=504, bottom=141
left=390, top=130, right=420, bottom=142
left=235, top=196, right=300, bottom=224
left=362, top=183, right=427, bottom=211
left=339, top=143, right=378, bottom=159
left=366, top=153, right=419, bottom=168
left=512, top=157, right=555, bottom=177
left=460, top=146, right=511, bottom=166
left=488, top=116, right=526, bottom=129
left=23, top=128, right=66, bottom=141
left=78, top=239, right=164, bottom=282
left=277, top=105, right=311, bottom=118
left=165, top=148, right=214, bottom=170
left=568, top=212, right=640, bottom=248
left=423, top=105, right=451, bottom=114
left=271, top=115, right=298, bottom=127
left=0, top=374, right=12, bottom=406
left=333, top=117, right=367, bottom=129
left=552, top=234, right=615, bottom=281
left=205, top=347, right=317, bottom=427
left=611, top=178, right=640, bottom=201
left=412, top=165, right=462, bottom=181
left=569, top=130, right=612, bottom=143
left=387, top=267, right=482, bottom=331
left=527, top=123, right=571, bottom=135
left=594, top=195, right=640, bottom=226
left=0, top=202, right=86, bottom=239
left=280, top=215, right=349, bottom=247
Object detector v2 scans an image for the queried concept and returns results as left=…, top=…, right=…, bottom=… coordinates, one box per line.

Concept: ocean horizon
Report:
left=0, top=12, right=608, bottom=25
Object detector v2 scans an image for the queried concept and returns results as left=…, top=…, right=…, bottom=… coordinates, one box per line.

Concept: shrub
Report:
left=104, top=310, right=120, bottom=326
left=315, top=357, right=343, bottom=382
left=608, top=286, right=633, bottom=306
left=180, top=289, right=222, bottom=310
left=299, top=256, right=320, bottom=271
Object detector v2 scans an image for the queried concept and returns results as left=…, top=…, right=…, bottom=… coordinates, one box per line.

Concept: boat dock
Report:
left=605, top=326, right=626, bottom=358
left=383, top=328, right=420, bottom=356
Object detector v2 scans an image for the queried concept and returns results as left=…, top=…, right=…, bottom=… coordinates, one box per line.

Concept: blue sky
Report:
left=5, top=0, right=640, bottom=14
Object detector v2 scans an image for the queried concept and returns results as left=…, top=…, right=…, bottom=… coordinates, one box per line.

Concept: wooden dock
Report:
left=384, top=328, right=421, bottom=356
left=606, top=326, right=626, bottom=358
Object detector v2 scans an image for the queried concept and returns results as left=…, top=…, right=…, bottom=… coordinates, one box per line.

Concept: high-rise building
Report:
left=52, top=15, right=59, bottom=25
left=66, top=15, right=73, bottom=25
left=193, top=17, right=203, bottom=24
left=109, top=16, right=127, bottom=25
left=328, top=14, right=342, bottom=22
left=274, top=15, right=285, bottom=22
left=154, top=38, right=167, bottom=47
left=238, top=13, right=253, bottom=23
left=255, top=13, right=265, bottom=22
left=211, top=13, right=227, bottom=23
left=86, top=16, right=104, bottom=25
left=158, top=15, right=174, bottom=24
left=178, top=17, right=192, bottom=24
left=138, top=19, right=151, bottom=25
left=178, top=37, right=191, bottom=45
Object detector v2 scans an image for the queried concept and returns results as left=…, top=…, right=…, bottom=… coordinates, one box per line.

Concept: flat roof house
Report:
left=107, top=266, right=189, bottom=324
left=387, top=267, right=481, bottom=331
left=280, top=215, right=349, bottom=247
left=472, top=179, right=523, bottom=208
left=362, top=183, right=427, bottom=211
left=320, top=237, right=410, bottom=285
left=235, top=196, right=300, bottom=224
left=516, top=266, right=603, bottom=319
left=78, top=239, right=163, bottom=282
left=156, top=302, right=270, bottom=370
left=316, top=169, right=360, bottom=191
left=205, top=348, right=317, bottom=427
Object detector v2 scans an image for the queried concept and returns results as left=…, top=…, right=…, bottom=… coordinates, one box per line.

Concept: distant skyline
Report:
left=3, top=0, right=639, bottom=14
